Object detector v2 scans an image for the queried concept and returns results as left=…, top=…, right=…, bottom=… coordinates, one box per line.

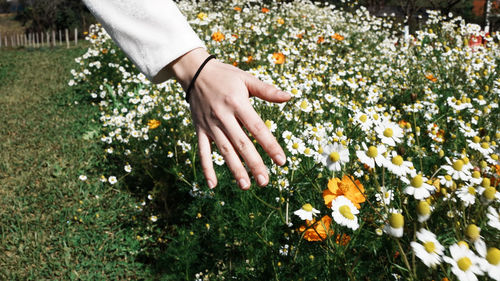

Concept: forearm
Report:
left=82, top=0, right=206, bottom=83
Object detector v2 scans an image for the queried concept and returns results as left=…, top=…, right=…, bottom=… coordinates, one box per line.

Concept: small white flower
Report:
left=293, top=204, right=320, bottom=221
left=124, top=164, right=132, bottom=173
left=375, top=121, right=404, bottom=146
left=356, top=143, right=388, bottom=169
left=150, top=215, right=158, bottom=222
left=78, top=175, right=87, bottom=181
left=331, top=196, right=359, bottom=230
left=108, top=176, right=117, bottom=185
left=322, top=143, right=350, bottom=171
left=410, top=228, right=444, bottom=268
left=443, top=243, right=483, bottom=281
left=402, top=171, right=435, bottom=200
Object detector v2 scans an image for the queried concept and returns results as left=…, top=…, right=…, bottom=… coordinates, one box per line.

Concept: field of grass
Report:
left=0, top=46, right=156, bottom=279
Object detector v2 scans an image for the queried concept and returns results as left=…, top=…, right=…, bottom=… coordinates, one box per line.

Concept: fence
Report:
left=0, top=28, right=80, bottom=49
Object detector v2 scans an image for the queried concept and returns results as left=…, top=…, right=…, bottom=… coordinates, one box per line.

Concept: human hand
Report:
left=169, top=48, right=291, bottom=190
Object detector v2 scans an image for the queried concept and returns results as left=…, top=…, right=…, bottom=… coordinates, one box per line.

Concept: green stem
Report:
left=396, top=238, right=415, bottom=281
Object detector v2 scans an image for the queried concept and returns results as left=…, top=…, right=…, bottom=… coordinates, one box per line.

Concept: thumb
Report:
left=244, top=74, right=291, bottom=103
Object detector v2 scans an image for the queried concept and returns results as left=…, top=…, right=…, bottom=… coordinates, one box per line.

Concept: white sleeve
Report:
left=83, top=0, right=206, bottom=83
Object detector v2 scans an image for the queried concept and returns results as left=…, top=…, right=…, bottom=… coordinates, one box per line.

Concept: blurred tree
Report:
left=15, top=0, right=93, bottom=33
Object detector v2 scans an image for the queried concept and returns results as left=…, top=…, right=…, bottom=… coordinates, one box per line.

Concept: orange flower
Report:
left=323, top=175, right=365, bottom=209
left=261, top=7, right=269, bottom=13
left=276, top=18, right=285, bottom=25
left=296, top=33, right=304, bottom=39
left=148, top=119, right=161, bottom=130
left=272, top=52, right=286, bottom=64
left=336, top=233, right=351, bottom=246
left=332, top=33, right=344, bottom=41
left=317, top=36, right=325, bottom=44
left=299, top=216, right=334, bottom=241
left=234, top=6, right=241, bottom=12
left=245, top=55, right=253, bottom=63
left=211, top=31, right=225, bottom=42
left=425, top=73, right=438, bottom=82
left=101, top=48, right=108, bottom=54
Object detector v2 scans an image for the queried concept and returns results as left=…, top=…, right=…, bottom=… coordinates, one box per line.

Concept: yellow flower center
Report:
left=384, top=192, right=390, bottom=199
left=411, top=175, right=423, bottom=188
left=423, top=241, right=436, bottom=253
left=367, top=146, right=378, bottom=158
left=292, top=143, right=299, bottom=149
left=466, top=224, right=480, bottom=241
left=336, top=130, right=343, bottom=137
left=462, top=157, right=470, bottom=164
left=329, top=152, right=340, bottom=162
left=472, top=171, right=480, bottom=179
left=197, top=12, right=207, bottom=20
left=472, top=136, right=481, bottom=143
left=445, top=175, right=452, bottom=181
left=302, top=203, right=313, bottom=212
left=468, top=186, right=476, bottom=195
left=481, top=142, right=490, bottom=149
left=486, top=248, right=500, bottom=265
left=339, top=205, right=354, bottom=220
left=453, top=160, right=464, bottom=171
left=484, top=187, right=497, bottom=200
left=392, top=155, right=403, bottom=166
left=300, top=100, right=309, bottom=109
left=304, top=148, right=311, bottom=155
left=383, top=128, right=393, bottom=138
left=389, top=213, right=404, bottom=228
left=417, top=201, right=431, bottom=215
left=265, top=120, right=272, bottom=129
left=359, top=114, right=368, bottom=123
left=457, top=257, right=472, bottom=272
left=482, top=178, right=491, bottom=188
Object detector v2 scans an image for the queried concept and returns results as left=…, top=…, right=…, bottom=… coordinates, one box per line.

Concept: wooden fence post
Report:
left=4, top=36, right=7, bottom=48
left=0, top=32, right=2, bottom=48
left=24, top=34, right=27, bottom=47
left=16, top=34, right=20, bottom=47
left=52, top=30, right=56, bottom=47
left=74, top=28, right=77, bottom=46
left=65, top=29, right=69, bottom=48
left=35, top=32, right=39, bottom=48
left=46, top=31, right=50, bottom=47
left=41, top=32, right=44, bottom=47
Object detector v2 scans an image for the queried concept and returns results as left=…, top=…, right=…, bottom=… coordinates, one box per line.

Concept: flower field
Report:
left=69, top=0, right=499, bottom=279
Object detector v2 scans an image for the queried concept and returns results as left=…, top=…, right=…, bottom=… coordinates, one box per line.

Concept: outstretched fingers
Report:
left=236, top=105, right=286, bottom=167
left=197, top=129, right=217, bottom=189
left=244, top=74, right=291, bottom=103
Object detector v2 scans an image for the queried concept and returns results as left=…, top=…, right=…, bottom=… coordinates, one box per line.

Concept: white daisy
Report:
left=286, top=136, right=305, bottom=155
left=384, top=210, right=404, bottom=238
left=293, top=203, right=320, bottom=221
left=108, top=176, right=118, bottom=185
left=457, top=185, right=477, bottom=207
left=356, top=143, right=388, bottom=169
left=375, top=186, right=394, bottom=205
left=124, top=164, right=132, bottom=173
left=468, top=170, right=483, bottom=185
left=331, top=196, right=359, bottom=230
left=375, top=121, right=404, bottom=146
left=410, top=228, right=444, bottom=268
left=479, top=247, right=500, bottom=281
left=416, top=200, right=432, bottom=223
left=353, top=111, right=373, bottom=132
left=438, top=174, right=454, bottom=188
left=402, top=171, right=435, bottom=200
left=444, top=243, right=484, bottom=281
left=442, top=157, right=472, bottom=181
left=78, top=175, right=87, bottom=181
left=385, top=151, right=413, bottom=177
left=322, top=143, right=350, bottom=171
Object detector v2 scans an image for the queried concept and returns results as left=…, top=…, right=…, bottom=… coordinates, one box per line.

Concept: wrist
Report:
left=169, top=47, right=211, bottom=89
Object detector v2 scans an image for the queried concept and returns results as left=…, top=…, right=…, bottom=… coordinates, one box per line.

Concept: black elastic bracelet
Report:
left=185, top=54, right=216, bottom=103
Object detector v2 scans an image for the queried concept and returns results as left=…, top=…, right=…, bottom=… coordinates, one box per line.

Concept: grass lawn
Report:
left=0, top=46, right=155, bottom=279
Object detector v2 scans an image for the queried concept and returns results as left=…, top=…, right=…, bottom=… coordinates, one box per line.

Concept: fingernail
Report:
left=207, top=180, right=215, bottom=189
left=239, top=178, right=250, bottom=190
left=275, top=154, right=286, bottom=166
left=257, top=174, right=267, bottom=186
